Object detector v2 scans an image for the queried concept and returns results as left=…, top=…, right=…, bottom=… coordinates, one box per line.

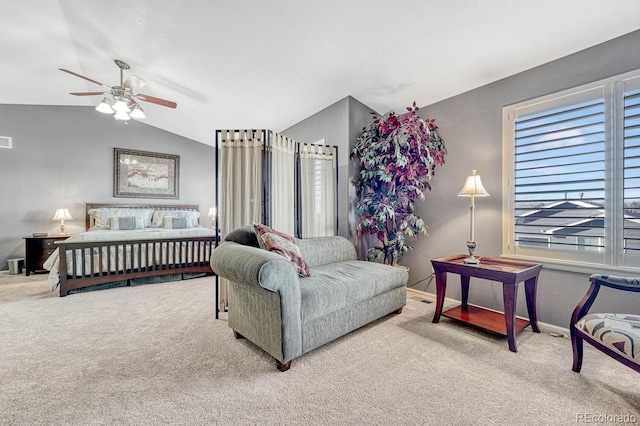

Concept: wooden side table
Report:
left=431, top=254, right=543, bottom=352
left=24, top=234, right=71, bottom=276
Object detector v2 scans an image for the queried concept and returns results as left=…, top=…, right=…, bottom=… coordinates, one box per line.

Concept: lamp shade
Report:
left=112, top=99, right=131, bottom=113
left=458, top=170, right=490, bottom=197
left=96, top=99, right=114, bottom=114
left=52, top=208, right=73, bottom=221
left=208, top=207, right=217, bottom=217
left=130, top=105, right=146, bottom=119
left=114, top=110, right=131, bottom=121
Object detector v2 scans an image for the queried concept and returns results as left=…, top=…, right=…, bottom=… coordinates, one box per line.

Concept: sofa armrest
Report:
left=210, top=241, right=300, bottom=293
left=210, top=241, right=303, bottom=362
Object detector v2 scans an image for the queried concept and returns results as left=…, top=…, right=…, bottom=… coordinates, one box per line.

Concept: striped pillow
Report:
left=151, top=210, right=199, bottom=228
left=108, top=216, right=144, bottom=230
left=162, top=216, right=188, bottom=229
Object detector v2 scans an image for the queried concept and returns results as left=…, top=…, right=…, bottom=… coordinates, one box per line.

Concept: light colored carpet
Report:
left=1, top=271, right=638, bottom=425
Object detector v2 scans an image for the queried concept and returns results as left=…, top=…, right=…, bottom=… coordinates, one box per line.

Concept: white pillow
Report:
left=151, top=210, right=199, bottom=228
left=88, top=208, right=154, bottom=229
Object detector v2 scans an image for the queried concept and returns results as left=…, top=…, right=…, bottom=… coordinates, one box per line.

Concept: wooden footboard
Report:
left=56, top=236, right=216, bottom=296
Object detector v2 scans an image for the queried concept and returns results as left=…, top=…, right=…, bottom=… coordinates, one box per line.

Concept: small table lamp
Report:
left=52, top=207, right=73, bottom=235
left=457, top=170, right=489, bottom=264
left=208, top=207, right=217, bottom=230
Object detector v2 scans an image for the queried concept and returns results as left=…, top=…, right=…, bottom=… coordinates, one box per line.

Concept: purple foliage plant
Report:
left=351, top=102, right=447, bottom=265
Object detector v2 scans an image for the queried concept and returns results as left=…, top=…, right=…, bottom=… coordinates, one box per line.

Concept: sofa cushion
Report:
left=300, top=261, right=407, bottom=322
left=296, top=236, right=357, bottom=267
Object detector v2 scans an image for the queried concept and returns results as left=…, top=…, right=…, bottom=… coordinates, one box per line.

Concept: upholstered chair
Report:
left=570, top=274, right=640, bottom=373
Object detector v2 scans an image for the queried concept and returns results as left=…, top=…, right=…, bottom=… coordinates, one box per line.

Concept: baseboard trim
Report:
left=406, top=287, right=570, bottom=338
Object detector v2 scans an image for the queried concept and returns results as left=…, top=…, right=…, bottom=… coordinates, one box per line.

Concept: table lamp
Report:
left=52, top=207, right=73, bottom=235
left=208, top=207, right=217, bottom=230
left=457, top=170, right=489, bottom=264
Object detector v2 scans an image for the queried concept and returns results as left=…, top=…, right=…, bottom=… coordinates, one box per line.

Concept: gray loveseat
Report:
left=210, top=226, right=408, bottom=371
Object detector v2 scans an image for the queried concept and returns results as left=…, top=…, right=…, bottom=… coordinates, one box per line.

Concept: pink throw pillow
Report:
left=253, top=223, right=311, bottom=277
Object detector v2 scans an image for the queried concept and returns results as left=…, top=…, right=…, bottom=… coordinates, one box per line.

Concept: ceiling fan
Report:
left=59, top=59, right=177, bottom=121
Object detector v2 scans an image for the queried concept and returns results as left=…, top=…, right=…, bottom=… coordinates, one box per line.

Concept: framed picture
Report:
left=113, top=148, right=180, bottom=199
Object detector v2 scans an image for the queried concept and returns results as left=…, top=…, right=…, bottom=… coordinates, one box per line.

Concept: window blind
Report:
left=513, top=98, right=606, bottom=252
left=624, top=89, right=640, bottom=255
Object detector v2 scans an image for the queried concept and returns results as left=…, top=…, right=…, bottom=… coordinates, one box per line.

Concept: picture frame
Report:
left=113, top=148, right=180, bottom=199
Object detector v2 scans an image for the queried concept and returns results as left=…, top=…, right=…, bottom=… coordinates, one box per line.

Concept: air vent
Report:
left=0, top=136, right=12, bottom=149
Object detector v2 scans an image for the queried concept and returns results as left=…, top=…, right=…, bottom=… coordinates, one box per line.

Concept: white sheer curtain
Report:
left=299, top=143, right=336, bottom=238
left=270, top=132, right=296, bottom=235
left=218, top=129, right=264, bottom=311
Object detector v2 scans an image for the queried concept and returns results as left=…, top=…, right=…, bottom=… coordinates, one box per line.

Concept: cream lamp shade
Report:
left=208, top=207, right=217, bottom=229
left=458, top=170, right=490, bottom=198
left=457, top=170, right=489, bottom=264
left=52, top=207, right=73, bottom=234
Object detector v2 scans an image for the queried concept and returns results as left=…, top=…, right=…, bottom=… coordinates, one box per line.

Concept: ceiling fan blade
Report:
left=136, top=94, right=177, bottom=109
left=123, top=75, right=146, bottom=90
left=70, top=91, right=106, bottom=96
left=59, top=68, right=111, bottom=89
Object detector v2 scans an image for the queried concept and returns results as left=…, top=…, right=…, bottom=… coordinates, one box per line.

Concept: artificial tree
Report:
left=351, top=102, right=446, bottom=265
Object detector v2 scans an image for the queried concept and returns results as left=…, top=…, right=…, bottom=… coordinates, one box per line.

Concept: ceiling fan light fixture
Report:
left=96, top=98, right=114, bottom=114
left=60, top=59, right=177, bottom=123
left=112, top=99, right=131, bottom=113
left=114, top=110, right=131, bottom=121
left=130, top=104, right=146, bottom=119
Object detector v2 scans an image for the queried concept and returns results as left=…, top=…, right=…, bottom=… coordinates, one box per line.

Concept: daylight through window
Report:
left=503, top=70, right=640, bottom=271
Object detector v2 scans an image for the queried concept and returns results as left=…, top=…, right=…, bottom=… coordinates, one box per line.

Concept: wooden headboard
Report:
left=84, top=203, right=200, bottom=230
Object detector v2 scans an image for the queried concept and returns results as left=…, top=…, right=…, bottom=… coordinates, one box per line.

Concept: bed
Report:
left=45, top=203, right=218, bottom=297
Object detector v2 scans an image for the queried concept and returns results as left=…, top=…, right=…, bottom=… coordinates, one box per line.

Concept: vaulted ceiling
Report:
left=3, top=1, right=640, bottom=146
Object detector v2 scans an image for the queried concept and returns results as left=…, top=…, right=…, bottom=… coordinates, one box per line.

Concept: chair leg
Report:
left=276, top=360, right=292, bottom=372
left=571, top=330, right=583, bottom=373
left=396, top=307, right=403, bottom=314
left=233, top=330, right=244, bottom=339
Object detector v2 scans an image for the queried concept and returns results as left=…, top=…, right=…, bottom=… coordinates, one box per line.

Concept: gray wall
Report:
left=279, top=31, right=640, bottom=329
left=407, top=29, right=640, bottom=328
left=0, top=105, right=216, bottom=269
left=281, top=96, right=376, bottom=244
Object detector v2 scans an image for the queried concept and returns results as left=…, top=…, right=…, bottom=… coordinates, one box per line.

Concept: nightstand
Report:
left=24, top=234, right=71, bottom=276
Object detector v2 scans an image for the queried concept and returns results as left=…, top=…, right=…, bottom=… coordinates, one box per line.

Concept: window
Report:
left=624, top=88, right=640, bottom=256
left=503, top=70, right=640, bottom=271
